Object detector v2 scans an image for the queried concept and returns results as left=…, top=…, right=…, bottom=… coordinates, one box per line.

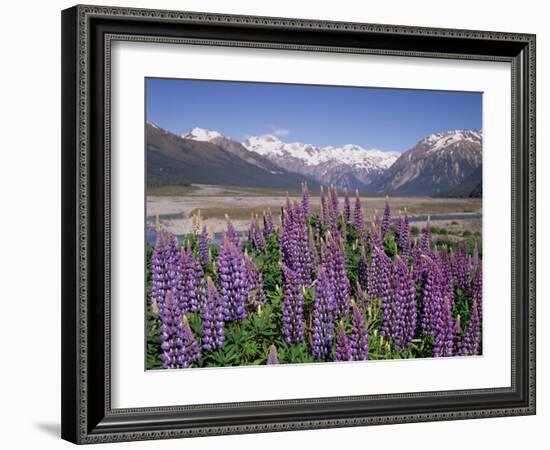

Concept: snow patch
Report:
left=242, top=135, right=399, bottom=170
left=422, top=129, right=482, bottom=154
left=182, top=127, right=224, bottom=142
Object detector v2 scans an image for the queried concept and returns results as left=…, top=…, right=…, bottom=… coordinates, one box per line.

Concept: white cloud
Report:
left=272, top=128, right=290, bottom=137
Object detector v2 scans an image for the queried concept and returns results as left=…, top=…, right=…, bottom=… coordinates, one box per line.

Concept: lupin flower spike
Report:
left=353, top=189, right=364, bottom=233
left=381, top=196, right=391, bottom=237
left=201, top=277, right=225, bottom=352
left=334, top=321, right=353, bottom=362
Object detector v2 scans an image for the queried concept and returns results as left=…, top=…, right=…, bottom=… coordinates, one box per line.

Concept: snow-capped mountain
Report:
left=422, top=129, right=482, bottom=154
left=241, top=135, right=400, bottom=190
left=147, top=123, right=318, bottom=190
left=182, top=127, right=224, bottom=142
left=173, top=126, right=482, bottom=195
left=243, top=135, right=398, bottom=169
left=370, top=129, right=482, bottom=196
left=177, top=128, right=399, bottom=190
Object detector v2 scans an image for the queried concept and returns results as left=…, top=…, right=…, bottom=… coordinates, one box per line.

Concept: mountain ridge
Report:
left=175, top=127, right=400, bottom=191
left=148, top=124, right=482, bottom=196
left=146, top=124, right=319, bottom=190
left=369, top=129, right=482, bottom=196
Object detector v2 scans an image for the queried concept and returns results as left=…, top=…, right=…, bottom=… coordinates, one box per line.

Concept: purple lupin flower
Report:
left=353, top=190, right=364, bottom=233
left=159, top=290, right=185, bottom=369
left=433, top=295, right=454, bottom=358
left=263, top=208, right=275, bottom=238
left=350, top=303, right=369, bottom=360
left=244, top=253, right=266, bottom=311
left=367, top=245, right=381, bottom=299
left=247, top=214, right=265, bottom=251
left=452, top=244, right=471, bottom=293
left=334, top=322, right=353, bottom=362
left=281, top=264, right=305, bottom=344
left=308, top=225, right=319, bottom=269
left=175, top=244, right=190, bottom=314
left=280, top=206, right=292, bottom=265
left=267, top=344, right=279, bottom=365
left=319, top=240, right=337, bottom=315
left=198, top=225, right=210, bottom=267
left=399, top=213, right=411, bottom=258
left=330, top=185, right=339, bottom=217
left=471, top=263, right=483, bottom=321
left=165, top=233, right=183, bottom=302
left=325, top=233, right=351, bottom=318
left=201, top=278, right=225, bottom=352
left=461, top=295, right=481, bottom=356
left=472, top=242, right=479, bottom=271
left=216, top=236, right=247, bottom=321
left=452, top=315, right=463, bottom=356
left=192, top=256, right=208, bottom=311
left=178, top=243, right=206, bottom=314
left=297, top=204, right=315, bottom=286
left=340, top=212, right=347, bottom=243
left=389, top=256, right=417, bottom=350
left=280, top=207, right=291, bottom=263
left=357, top=245, right=369, bottom=291
left=367, top=245, right=390, bottom=301
left=320, top=186, right=329, bottom=225
left=325, top=192, right=338, bottom=237
left=420, top=218, right=431, bottom=252
left=461, top=260, right=482, bottom=357
left=412, top=245, right=427, bottom=283
left=369, top=223, right=384, bottom=252
left=311, top=266, right=335, bottom=360
left=381, top=197, right=391, bottom=237
left=374, top=248, right=393, bottom=338
left=356, top=282, right=369, bottom=310
left=301, top=181, right=310, bottom=218
left=180, top=316, right=202, bottom=367
left=343, top=189, right=351, bottom=223
left=225, top=214, right=241, bottom=248
left=314, top=215, right=322, bottom=241
left=159, top=289, right=201, bottom=369
left=437, top=249, right=455, bottom=308
left=176, top=242, right=193, bottom=313
left=280, top=201, right=313, bottom=288
left=420, top=254, right=444, bottom=336
left=151, top=229, right=168, bottom=315
left=394, top=214, right=403, bottom=241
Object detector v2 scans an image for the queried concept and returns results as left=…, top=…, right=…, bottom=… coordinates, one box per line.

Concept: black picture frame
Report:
left=61, top=4, right=536, bottom=444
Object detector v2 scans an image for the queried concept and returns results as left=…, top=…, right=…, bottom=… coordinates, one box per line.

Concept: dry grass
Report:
left=147, top=185, right=200, bottom=196
left=147, top=189, right=482, bottom=237
left=191, top=196, right=481, bottom=222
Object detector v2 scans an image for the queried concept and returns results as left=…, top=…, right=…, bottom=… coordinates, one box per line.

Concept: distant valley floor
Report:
left=146, top=184, right=482, bottom=237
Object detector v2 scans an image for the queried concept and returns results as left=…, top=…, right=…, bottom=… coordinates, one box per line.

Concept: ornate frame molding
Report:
left=61, top=4, right=536, bottom=444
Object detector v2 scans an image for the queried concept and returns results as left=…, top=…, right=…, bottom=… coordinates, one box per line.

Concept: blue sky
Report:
left=146, top=78, right=482, bottom=153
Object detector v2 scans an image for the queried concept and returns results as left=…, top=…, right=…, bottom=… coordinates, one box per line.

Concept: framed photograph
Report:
left=61, top=5, right=536, bottom=444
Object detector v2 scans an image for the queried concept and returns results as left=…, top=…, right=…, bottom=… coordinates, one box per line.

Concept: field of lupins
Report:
left=146, top=183, right=482, bottom=369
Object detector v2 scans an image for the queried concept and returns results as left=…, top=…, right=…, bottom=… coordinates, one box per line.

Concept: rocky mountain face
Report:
left=242, top=135, right=399, bottom=191
left=146, top=124, right=317, bottom=189
left=369, top=130, right=482, bottom=196
left=435, top=165, right=483, bottom=198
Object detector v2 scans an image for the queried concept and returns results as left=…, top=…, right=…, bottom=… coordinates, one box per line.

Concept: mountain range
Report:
left=147, top=124, right=482, bottom=197
left=147, top=124, right=318, bottom=190
left=242, top=134, right=399, bottom=191
left=369, top=129, right=482, bottom=196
